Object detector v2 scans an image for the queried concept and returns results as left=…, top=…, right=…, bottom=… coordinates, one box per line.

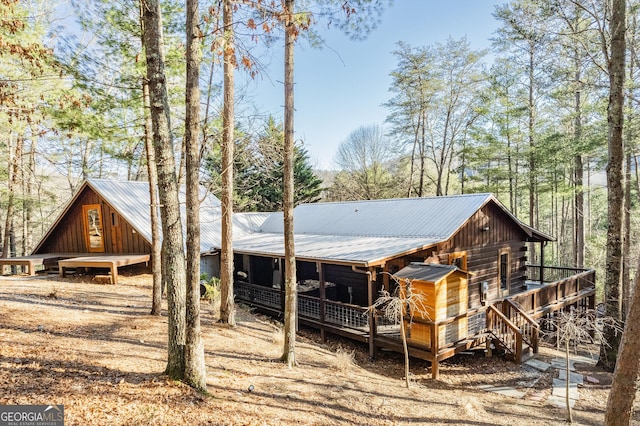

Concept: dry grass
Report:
left=332, top=348, right=356, bottom=372
left=0, top=272, right=632, bottom=425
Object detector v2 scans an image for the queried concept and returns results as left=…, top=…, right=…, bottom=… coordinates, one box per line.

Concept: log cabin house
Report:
left=3, top=180, right=596, bottom=377
left=228, top=194, right=596, bottom=378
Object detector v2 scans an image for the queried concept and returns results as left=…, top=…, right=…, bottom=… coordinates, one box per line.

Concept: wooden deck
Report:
left=0, top=254, right=66, bottom=276
left=234, top=266, right=596, bottom=379
left=59, top=254, right=151, bottom=284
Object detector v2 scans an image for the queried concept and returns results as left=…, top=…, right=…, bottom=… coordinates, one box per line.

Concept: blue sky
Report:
left=244, top=1, right=503, bottom=170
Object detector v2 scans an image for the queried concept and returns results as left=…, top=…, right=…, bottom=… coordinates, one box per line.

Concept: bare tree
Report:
left=219, top=0, right=236, bottom=326
left=184, top=0, right=207, bottom=390
left=141, top=0, right=186, bottom=379
left=545, top=309, right=622, bottom=423
left=369, top=276, right=427, bottom=389
left=334, top=124, right=395, bottom=200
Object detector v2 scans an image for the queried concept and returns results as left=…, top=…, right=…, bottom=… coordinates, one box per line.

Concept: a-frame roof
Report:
left=31, top=179, right=224, bottom=255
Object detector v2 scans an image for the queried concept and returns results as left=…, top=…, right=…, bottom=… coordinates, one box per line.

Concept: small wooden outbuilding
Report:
left=392, top=263, right=470, bottom=376
left=5, top=179, right=222, bottom=283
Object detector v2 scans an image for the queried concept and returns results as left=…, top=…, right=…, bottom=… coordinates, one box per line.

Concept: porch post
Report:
left=368, top=269, right=375, bottom=359
left=317, top=262, right=326, bottom=342
left=540, top=241, right=545, bottom=284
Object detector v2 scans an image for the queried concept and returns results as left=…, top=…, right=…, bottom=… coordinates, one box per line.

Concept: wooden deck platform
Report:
left=0, top=254, right=66, bottom=276
left=58, top=254, right=150, bottom=284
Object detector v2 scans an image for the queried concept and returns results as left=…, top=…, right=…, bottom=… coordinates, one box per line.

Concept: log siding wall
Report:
left=383, top=203, right=530, bottom=309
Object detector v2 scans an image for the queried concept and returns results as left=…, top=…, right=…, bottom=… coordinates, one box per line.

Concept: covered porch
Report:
left=233, top=263, right=596, bottom=379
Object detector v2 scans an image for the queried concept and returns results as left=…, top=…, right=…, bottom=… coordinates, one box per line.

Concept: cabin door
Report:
left=82, top=204, right=105, bottom=253
left=498, top=248, right=511, bottom=297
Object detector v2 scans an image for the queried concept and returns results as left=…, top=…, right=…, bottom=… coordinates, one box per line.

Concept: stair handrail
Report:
left=503, top=299, right=539, bottom=354
left=486, top=304, right=523, bottom=361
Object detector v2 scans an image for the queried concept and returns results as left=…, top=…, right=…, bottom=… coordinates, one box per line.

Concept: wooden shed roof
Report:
left=392, top=263, right=464, bottom=283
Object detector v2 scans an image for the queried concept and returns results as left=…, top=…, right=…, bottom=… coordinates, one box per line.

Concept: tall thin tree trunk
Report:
left=3, top=133, right=18, bottom=259
left=219, top=0, right=236, bottom=326
left=142, top=0, right=187, bottom=380
left=528, top=44, right=537, bottom=264
left=184, top=0, right=207, bottom=391
left=281, top=0, right=297, bottom=367
left=139, top=0, right=163, bottom=317
left=574, top=53, right=584, bottom=269
left=622, top=12, right=636, bottom=319
left=623, top=152, right=631, bottom=318
left=600, top=0, right=626, bottom=371
left=605, top=254, right=640, bottom=425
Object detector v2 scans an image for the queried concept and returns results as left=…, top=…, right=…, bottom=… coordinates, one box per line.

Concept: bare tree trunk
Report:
left=281, top=0, right=297, bottom=367
left=622, top=13, right=636, bottom=319
left=3, top=133, right=19, bottom=259
left=600, top=0, right=625, bottom=371
left=574, top=51, right=584, bottom=269
left=139, top=0, right=163, bottom=317
left=183, top=0, right=207, bottom=391
left=605, top=255, right=640, bottom=425
left=142, top=0, right=186, bottom=380
left=399, top=310, right=410, bottom=389
left=219, top=0, right=236, bottom=326
left=528, top=43, right=537, bottom=264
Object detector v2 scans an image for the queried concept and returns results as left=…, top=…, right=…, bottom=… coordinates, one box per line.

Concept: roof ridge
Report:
left=295, top=193, right=493, bottom=208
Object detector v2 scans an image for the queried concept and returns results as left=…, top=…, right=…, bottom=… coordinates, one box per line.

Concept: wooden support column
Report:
left=540, top=242, right=545, bottom=284
left=367, top=269, right=375, bottom=359
left=430, top=322, right=440, bottom=379
left=318, top=262, right=326, bottom=342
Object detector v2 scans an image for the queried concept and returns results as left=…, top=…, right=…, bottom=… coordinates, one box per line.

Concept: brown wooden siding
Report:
left=34, top=186, right=151, bottom=255
left=383, top=202, right=531, bottom=309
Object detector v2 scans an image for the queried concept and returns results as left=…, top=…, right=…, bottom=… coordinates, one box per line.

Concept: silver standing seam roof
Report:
left=88, top=179, right=224, bottom=254
left=34, top=180, right=552, bottom=266
left=232, top=193, right=500, bottom=265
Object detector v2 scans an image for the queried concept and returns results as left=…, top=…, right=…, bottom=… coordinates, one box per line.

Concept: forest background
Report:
left=1, top=0, right=639, bottom=302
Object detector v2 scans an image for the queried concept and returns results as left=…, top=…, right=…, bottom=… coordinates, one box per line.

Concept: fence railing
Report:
left=515, top=268, right=596, bottom=315
left=486, top=304, right=523, bottom=361
left=526, top=264, right=590, bottom=283
left=235, top=281, right=371, bottom=331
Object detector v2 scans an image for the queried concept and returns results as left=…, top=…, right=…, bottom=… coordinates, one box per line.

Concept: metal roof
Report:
left=245, top=193, right=552, bottom=265
left=36, top=179, right=551, bottom=266
left=260, top=193, right=494, bottom=239
left=88, top=179, right=224, bottom=254
left=393, top=262, right=462, bottom=282
left=232, top=233, right=437, bottom=265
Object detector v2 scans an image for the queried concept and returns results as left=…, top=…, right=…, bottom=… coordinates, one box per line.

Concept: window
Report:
left=498, top=248, right=511, bottom=292
left=448, top=252, right=467, bottom=270
left=82, top=204, right=105, bottom=253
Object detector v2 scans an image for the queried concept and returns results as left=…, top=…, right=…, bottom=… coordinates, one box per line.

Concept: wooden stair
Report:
left=486, top=300, right=540, bottom=364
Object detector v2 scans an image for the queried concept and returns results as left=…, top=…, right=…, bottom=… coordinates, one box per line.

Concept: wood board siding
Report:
left=34, top=186, right=151, bottom=255
left=381, top=203, right=530, bottom=309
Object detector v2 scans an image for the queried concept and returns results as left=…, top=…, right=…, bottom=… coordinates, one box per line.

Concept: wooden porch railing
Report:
left=517, top=267, right=596, bottom=316
left=486, top=304, right=523, bottom=361
left=500, top=299, right=539, bottom=354
left=526, top=264, right=590, bottom=283
left=235, top=280, right=371, bottom=331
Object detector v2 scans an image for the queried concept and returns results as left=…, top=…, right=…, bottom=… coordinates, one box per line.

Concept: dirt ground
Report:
left=0, top=271, right=636, bottom=425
